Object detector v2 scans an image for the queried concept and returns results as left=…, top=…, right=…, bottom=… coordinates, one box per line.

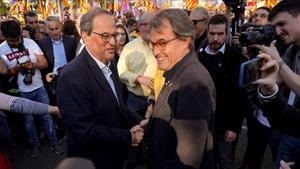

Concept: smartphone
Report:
left=239, top=57, right=263, bottom=87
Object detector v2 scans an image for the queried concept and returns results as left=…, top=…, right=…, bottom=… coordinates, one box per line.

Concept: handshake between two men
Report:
left=130, top=119, right=149, bottom=147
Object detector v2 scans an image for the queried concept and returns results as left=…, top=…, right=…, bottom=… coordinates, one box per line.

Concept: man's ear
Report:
left=182, top=36, right=192, bottom=49
left=81, top=32, right=89, bottom=44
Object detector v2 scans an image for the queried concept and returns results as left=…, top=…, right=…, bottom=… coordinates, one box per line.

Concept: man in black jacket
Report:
left=198, top=14, right=248, bottom=169
left=39, top=16, right=77, bottom=105
left=253, top=52, right=300, bottom=169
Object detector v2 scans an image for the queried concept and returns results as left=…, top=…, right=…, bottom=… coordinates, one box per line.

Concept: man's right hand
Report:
left=34, top=32, right=43, bottom=41
left=136, top=76, right=154, bottom=89
left=280, top=160, right=294, bottom=169
left=8, top=65, right=21, bottom=75
left=252, top=40, right=282, bottom=62
left=231, top=33, right=241, bottom=47
left=46, top=72, right=55, bottom=83
left=130, top=125, right=144, bottom=147
left=22, top=30, right=31, bottom=38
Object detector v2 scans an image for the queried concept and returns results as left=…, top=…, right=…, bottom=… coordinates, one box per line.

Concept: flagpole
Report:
left=57, top=0, right=63, bottom=21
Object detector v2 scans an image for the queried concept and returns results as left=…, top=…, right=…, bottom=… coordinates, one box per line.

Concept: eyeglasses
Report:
left=149, top=37, right=177, bottom=51
left=253, top=13, right=268, bottom=18
left=115, top=32, right=127, bottom=37
left=192, top=19, right=207, bottom=25
left=92, top=32, right=117, bottom=42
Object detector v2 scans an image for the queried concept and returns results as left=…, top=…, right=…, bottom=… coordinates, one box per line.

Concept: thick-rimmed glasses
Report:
left=115, top=32, right=127, bottom=37
left=149, top=37, right=177, bottom=51
left=92, top=32, right=117, bottom=42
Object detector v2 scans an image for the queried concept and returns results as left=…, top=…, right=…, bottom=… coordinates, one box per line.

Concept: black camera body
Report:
left=223, top=0, right=244, bottom=8
left=239, top=24, right=277, bottom=46
left=20, top=68, right=35, bottom=85
left=17, top=55, right=35, bottom=85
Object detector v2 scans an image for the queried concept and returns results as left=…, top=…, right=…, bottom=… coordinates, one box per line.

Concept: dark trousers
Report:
left=126, top=92, right=148, bottom=168
left=240, top=116, right=282, bottom=169
left=274, top=135, right=300, bottom=169
left=127, top=92, right=148, bottom=117
left=214, top=132, right=239, bottom=169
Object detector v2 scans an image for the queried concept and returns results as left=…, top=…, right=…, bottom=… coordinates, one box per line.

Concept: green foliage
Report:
left=0, top=1, right=9, bottom=16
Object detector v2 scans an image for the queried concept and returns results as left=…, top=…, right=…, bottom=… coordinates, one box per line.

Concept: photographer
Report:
left=251, top=0, right=300, bottom=168
left=0, top=20, right=62, bottom=158
left=253, top=53, right=300, bottom=169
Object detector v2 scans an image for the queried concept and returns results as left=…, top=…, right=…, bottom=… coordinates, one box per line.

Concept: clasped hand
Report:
left=130, top=119, right=149, bottom=147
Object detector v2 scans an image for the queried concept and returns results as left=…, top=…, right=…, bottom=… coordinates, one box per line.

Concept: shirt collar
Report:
left=204, top=43, right=226, bottom=55
left=86, top=48, right=111, bottom=73
left=163, top=50, right=193, bottom=81
left=51, top=37, right=63, bottom=44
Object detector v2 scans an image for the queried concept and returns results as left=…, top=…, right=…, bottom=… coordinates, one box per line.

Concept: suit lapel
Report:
left=62, top=36, right=71, bottom=62
left=46, top=38, right=55, bottom=71
left=84, top=48, right=121, bottom=107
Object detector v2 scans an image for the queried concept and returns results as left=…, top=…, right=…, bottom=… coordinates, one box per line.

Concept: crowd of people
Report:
left=0, top=0, right=299, bottom=169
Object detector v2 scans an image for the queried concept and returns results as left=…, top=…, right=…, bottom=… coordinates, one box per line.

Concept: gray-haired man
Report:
left=147, top=9, right=216, bottom=169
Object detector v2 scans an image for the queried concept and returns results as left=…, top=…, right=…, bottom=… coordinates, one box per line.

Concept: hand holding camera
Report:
left=46, top=72, right=55, bottom=83
left=253, top=53, right=279, bottom=95
left=20, top=61, right=36, bottom=70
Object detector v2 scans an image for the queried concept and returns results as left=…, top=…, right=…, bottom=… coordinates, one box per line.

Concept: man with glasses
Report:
left=147, top=9, right=216, bottom=169
left=118, top=11, right=158, bottom=120
left=252, top=7, right=270, bottom=26
left=198, top=14, right=248, bottom=169
left=57, top=8, right=145, bottom=169
left=190, top=7, right=209, bottom=53
left=117, top=11, right=160, bottom=169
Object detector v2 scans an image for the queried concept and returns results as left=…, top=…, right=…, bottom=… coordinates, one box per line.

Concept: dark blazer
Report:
left=57, top=48, right=142, bottom=169
left=39, top=35, right=77, bottom=74
left=199, top=43, right=248, bottom=134
left=148, top=51, right=216, bottom=169
left=257, top=91, right=300, bottom=138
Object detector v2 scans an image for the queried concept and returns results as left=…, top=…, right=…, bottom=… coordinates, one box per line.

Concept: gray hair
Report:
left=46, top=16, right=61, bottom=25
left=80, top=7, right=110, bottom=35
left=138, top=11, right=154, bottom=24
left=150, top=9, right=195, bottom=39
left=191, top=7, right=209, bottom=20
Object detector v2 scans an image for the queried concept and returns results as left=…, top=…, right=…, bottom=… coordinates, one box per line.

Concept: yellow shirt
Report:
left=154, top=69, right=165, bottom=100
left=117, top=37, right=158, bottom=97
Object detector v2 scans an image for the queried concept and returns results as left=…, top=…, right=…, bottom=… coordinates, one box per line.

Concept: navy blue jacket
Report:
left=57, top=48, right=142, bottom=169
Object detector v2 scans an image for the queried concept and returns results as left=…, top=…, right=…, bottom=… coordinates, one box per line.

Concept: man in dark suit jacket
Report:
left=39, top=16, right=77, bottom=105
left=198, top=15, right=248, bottom=169
left=56, top=8, right=145, bottom=169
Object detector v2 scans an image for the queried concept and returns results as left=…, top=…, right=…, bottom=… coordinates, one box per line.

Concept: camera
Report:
left=223, top=0, right=244, bottom=9
left=17, top=55, right=35, bottom=85
left=239, top=24, right=277, bottom=46
left=223, top=0, right=246, bottom=14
